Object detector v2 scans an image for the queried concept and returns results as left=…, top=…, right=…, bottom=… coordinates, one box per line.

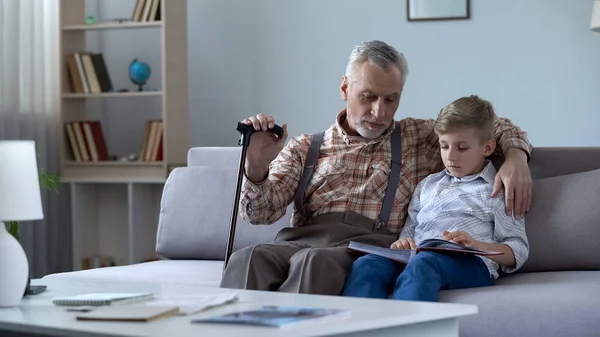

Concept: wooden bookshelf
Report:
left=62, top=21, right=163, bottom=31
left=62, top=91, right=163, bottom=98
left=59, top=0, right=187, bottom=183
left=58, top=0, right=188, bottom=270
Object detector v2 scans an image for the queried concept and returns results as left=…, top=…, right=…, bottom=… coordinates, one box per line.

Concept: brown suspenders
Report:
left=293, top=131, right=324, bottom=219
left=293, top=122, right=402, bottom=230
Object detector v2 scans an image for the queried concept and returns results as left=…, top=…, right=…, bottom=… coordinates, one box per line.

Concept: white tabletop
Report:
left=0, top=277, right=477, bottom=337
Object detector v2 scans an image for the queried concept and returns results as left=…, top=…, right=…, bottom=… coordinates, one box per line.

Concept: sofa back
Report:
left=155, top=147, right=290, bottom=260
left=518, top=147, right=600, bottom=273
left=156, top=146, right=600, bottom=273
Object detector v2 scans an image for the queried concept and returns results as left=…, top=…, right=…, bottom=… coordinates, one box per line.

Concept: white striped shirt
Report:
left=400, top=160, right=529, bottom=279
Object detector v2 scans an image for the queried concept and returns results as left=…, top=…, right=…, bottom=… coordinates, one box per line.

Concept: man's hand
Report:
left=443, top=230, right=478, bottom=248
left=491, top=148, right=532, bottom=219
left=241, top=114, right=288, bottom=183
left=390, top=237, right=416, bottom=250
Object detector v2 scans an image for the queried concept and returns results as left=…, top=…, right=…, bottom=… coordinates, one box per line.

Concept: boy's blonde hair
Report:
left=434, top=95, right=497, bottom=142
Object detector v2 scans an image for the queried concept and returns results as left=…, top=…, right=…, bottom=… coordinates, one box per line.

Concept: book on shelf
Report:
left=139, top=120, right=163, bottom=162
left=66, top=52, right=113, bottom=94
left=132, top=0, right=161, bottom=22
left=347, top=239, right=503, bottom=264
left=64, top=120, right=109, bottom=162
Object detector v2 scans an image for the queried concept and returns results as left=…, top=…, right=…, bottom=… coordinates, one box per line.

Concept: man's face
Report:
left=340, top=61, right=403, bottom=139
left=437, top=128, right=496, bottom=178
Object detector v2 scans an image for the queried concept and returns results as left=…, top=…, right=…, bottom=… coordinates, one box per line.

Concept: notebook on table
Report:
left=52, top=292, right=154, bottom=306
left=76, top=305, right=179, bottom=322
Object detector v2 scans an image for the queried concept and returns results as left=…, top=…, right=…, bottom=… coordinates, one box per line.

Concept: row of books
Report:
left=65, top=121, right=109, bottom=162
left=65, top=119, right=164, bottom=163
left=132, top=0, right=161, bottom=22
left=140, top=120, right=163, bottom=162
left=66, top=52, right=113, bottom=94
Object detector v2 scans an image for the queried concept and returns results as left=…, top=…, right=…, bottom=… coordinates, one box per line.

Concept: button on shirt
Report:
left=400, top=160, right=530, bottom=279
left=240, top=109, right=533, bottom=236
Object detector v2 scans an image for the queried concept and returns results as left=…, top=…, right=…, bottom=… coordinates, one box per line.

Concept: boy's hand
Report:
left=443, top=230, right=478, bottom=248
left=390, top=237, right=416, bottom=250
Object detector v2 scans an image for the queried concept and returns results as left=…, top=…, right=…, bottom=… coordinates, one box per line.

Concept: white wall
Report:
left=188, top=0, right=600, bottom=147
left=98, top=0, right=600, bottom=153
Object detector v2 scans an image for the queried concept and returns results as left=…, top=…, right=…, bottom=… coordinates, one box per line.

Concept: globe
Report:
left=129, top=59, right=151, bottom=91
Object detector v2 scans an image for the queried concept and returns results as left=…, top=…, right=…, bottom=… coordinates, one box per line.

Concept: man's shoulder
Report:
left=293, top=124, right=335, bottom=141
left=398, top=117, right=436, bottom=126
left=398, top=117, right=436, bottom=139
left=286, top=124, right=336, bottom=153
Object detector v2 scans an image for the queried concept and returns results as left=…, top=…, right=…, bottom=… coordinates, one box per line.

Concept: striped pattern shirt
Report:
left=400, top=160, right=530, bottom=279
left=240, top=109, right=532, bottom=235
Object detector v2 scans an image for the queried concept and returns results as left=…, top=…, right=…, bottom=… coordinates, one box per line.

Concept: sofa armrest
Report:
left=156, top=166, right=291, bottom=260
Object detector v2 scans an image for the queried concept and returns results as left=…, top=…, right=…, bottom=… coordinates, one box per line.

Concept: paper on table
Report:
left=145, top=293, right=238, bottom=316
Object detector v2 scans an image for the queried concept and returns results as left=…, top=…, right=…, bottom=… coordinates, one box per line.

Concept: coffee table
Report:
left=0, top=277, right=477, bottom=337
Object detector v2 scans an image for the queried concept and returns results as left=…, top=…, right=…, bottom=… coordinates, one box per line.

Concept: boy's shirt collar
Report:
left=443, top=159, right=496, bottom=184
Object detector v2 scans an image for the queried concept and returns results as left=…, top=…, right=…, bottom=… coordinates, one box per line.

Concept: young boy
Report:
left=341, top=95, right=530, bottom=302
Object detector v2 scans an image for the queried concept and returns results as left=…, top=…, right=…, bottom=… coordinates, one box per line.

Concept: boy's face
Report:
left=437, top=128, right=496, bottom=178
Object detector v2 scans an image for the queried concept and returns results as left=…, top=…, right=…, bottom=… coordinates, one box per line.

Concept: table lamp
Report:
left=0, top=141, right=44, bottom=308
left=591, top=0, right=600, bottom=32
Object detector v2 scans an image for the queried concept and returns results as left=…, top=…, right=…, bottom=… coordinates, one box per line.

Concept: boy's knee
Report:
left=406, top=252, right=443, bottom=271
left=353, top=254, right=394, bottom=270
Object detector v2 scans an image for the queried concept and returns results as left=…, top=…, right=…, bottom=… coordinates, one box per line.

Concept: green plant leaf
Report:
left=6, top=221, right=19, bottom=241
left=39, top=171, right=60, bottom=193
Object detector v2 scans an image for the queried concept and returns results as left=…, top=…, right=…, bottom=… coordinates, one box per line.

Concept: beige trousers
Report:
left=219, top=211, right=397, bottom=296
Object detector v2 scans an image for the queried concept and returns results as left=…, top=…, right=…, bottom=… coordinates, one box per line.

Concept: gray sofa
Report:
left=44, top=146, right=600, bottom=337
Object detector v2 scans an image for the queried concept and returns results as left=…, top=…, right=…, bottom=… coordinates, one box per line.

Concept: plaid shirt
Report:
left=241, top=109, right=532, bottom=235
left=400, top=160, right=530, bottom=279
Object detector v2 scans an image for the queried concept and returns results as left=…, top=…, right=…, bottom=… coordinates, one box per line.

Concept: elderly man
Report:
left=220, top=40, right=533, bottom=295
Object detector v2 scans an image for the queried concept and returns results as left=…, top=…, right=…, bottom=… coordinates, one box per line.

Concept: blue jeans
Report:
left=341, top=251, right=494, bottom=302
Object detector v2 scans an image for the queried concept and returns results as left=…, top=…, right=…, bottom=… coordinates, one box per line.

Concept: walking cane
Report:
left=223, top=122, right=284, bottom=273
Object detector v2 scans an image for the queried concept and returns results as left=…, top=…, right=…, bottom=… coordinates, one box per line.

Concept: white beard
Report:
left=355, top=120, right=389, bottom=139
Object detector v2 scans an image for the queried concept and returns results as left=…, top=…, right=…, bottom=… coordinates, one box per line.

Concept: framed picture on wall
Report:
left=407, top=0, right=470, bottom=21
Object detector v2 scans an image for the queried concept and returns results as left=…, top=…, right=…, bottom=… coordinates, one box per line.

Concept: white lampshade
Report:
left=0, top=141, right=43, bottom=221
left=591, top=0, right=600, bottom=32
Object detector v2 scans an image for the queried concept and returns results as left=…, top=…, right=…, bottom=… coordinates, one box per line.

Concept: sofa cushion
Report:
left=439, top=271, right=600, bottom=337
left=43, top=260, right=224, bottom=288
left=519, top=168, right=600, bottom=273
left=156, top=166, right=291, bottom=260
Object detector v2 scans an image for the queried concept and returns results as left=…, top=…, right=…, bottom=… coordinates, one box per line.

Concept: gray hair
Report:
left=345, top=40, right=409, bottom=86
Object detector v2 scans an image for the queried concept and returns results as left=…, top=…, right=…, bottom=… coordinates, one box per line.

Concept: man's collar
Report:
left=444, top=159, right=496, bottom=184
left=334, top=109, right=396, bottom=145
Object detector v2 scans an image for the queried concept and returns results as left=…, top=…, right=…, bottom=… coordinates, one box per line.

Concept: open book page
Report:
left=347, top=242, right=415, bottom=264
left=417, top=239, right=503, bottom=256
left=145, top=293, right=238, bottom=316
left=347, top=239, right=503, bottom=264
left=192, top=305, right=351, bottom=329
